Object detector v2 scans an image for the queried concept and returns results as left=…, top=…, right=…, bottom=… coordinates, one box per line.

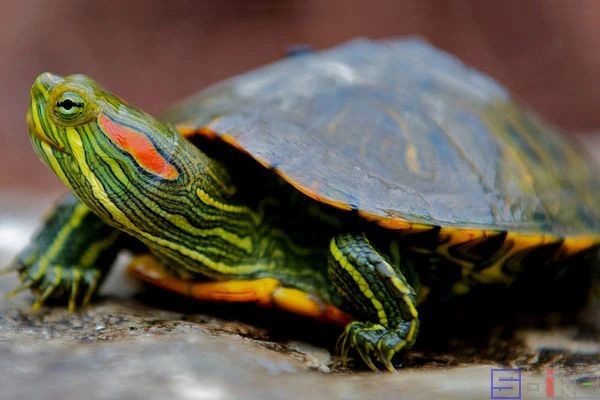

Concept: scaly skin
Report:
left=329, top=234, right=419, bottom=371
left=16, top=73, right=421, bottom=370
left=11, top=194, right=121, bottom=312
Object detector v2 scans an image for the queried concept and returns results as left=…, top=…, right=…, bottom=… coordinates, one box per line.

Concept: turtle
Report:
left=10, top=38, right=600, bottom=371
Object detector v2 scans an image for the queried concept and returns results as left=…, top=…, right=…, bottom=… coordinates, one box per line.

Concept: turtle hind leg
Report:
left=10, top=194, right=123, bottom=312
left=128, top=254, right=352, bottom=325
left=328, top=234, right=420, bottom=371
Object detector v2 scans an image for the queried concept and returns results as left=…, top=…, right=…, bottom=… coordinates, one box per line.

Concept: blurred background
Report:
left=1, top=4, right=599, bottom=395
left=2, top=0, right=600, bottom=192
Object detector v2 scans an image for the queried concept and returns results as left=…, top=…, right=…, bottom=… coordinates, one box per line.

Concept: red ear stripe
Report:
left=98, top=113, right=179, bottom=180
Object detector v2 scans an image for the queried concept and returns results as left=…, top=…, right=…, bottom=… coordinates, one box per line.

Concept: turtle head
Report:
left=27, top=72, right=248, bottom=271
left=26, top=73, right=194, bottom=232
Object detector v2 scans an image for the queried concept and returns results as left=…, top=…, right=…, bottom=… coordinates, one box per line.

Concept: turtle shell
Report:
left=163, top=38, right=600, bottom=240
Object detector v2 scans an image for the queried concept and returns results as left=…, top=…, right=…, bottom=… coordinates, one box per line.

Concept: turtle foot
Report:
left=9, top=261, right=103, bottom=313
left=337, top=319, right=419, bottom=372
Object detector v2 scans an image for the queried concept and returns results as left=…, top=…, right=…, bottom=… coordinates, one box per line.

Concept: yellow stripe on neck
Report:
left=196, top=188, right=260, bottom=224
left=66, top=127, right=136, bottom=230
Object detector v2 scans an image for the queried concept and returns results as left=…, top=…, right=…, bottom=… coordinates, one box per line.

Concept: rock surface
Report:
left=1, top=179, right=599, bottom=399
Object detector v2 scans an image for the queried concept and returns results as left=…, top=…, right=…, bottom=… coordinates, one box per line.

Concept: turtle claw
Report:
left=81, top=271, right=100, bottom=308
left=337, top=322, right=356, bottom=367
left=31, top=280, right=61, bottom=312
left=379, top=347, right=396, bottom=373
left=336, top=320, right=418, bottom=371
left=5, top=279, right=35, bottom=299
left=337, top=321, right=388, bottom=371
left=10, top=260, right=104, bottom=312
left=68, top=270, right=82, bottom=313
left=356, top=346, right=378, bottom=372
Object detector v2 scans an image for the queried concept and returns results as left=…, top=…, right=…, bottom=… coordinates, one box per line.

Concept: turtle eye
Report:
left=55, top=92, right=85, bottom=120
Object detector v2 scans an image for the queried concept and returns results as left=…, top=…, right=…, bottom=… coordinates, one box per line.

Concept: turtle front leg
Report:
left=8, top=194, right=124, bottom=311
left=328, top=234, right=420, bottom=371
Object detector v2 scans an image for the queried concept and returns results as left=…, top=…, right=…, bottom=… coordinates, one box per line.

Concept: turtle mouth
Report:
left=26, top=110, right=67, bottom=154
left=27, top=72, right=68, bottom=154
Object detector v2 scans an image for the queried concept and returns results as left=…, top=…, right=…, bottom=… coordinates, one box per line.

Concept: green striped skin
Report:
left=21, top=72, right=598, bottom=371
left=13, top=194, right=122, bottom=311
left=330, top=234, right=419, bottom=371
left=27, top=73, right=342, bottom=296
left=23, top=72, right=423, bottom=370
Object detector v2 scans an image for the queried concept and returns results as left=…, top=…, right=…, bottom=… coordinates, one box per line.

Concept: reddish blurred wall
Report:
left=2, top=0, right=600, bottom=190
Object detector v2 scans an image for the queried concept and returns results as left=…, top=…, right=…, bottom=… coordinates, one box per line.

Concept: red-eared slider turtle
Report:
left=12, top=38, right=600, bottom=371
